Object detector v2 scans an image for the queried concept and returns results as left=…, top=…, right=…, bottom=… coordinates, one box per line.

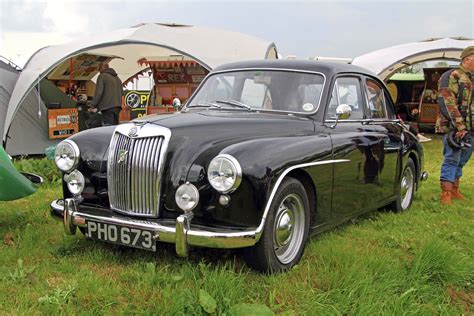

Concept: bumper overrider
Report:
left=51, top=198, right=258, bottom=257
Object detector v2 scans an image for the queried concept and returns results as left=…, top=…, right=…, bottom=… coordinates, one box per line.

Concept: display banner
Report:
left=124, top=90, right=149, bottom=119
left=48, top=108, right=79, bottom=139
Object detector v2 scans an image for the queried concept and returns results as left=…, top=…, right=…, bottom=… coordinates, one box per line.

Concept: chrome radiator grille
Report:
left=108, top=132, right=165, bottom=217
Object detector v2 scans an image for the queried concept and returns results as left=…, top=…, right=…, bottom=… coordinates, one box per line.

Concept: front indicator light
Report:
left=64, top=170, right=85, bottom=196
left=175, top=182, right=200, bottom=212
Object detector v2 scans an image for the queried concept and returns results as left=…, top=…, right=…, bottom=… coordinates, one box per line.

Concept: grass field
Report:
left=0, top=135, right=473, bottom=315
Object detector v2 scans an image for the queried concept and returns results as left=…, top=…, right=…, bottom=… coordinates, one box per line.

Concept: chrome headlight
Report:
left=54, top=140, right=79, bottom=172
left=64, top=170, right=85, bottom=196
left=207, top=154, right=242, bottom=193
left=175, top=182, right=199, bottom=212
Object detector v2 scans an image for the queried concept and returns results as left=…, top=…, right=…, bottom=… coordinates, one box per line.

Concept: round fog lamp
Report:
left=55, top=140, right=80, bottom=172
left=175, top=182, right=199, bottom=212
left=64, top=170, right=85, bottom=196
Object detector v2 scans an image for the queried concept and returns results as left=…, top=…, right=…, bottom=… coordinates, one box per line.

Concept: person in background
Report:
left=172, top=94, right=182, bottom=111
left=89, top=63, right=123, bottom=125
left=437, top=46, right=474, bottom=205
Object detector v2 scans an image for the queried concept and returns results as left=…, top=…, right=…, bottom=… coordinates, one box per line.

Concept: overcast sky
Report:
left=0, top=0, right=473, bottom=67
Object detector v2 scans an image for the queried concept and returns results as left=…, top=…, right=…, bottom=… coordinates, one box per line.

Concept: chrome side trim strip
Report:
left=255, top=159, right=350, bottom=241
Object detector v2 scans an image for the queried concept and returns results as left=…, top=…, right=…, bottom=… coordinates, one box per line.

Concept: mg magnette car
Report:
left=51, top=60, right=428, bottom=272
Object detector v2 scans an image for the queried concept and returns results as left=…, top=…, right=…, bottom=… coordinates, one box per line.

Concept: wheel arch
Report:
left=287, top=169, right=317, bottom=227
left=407, top=150, right=420, bottom=187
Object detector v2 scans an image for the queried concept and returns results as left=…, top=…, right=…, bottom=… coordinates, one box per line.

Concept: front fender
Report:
left=63, top=126, right=115, bottom=204
left=183, top=134, right=333, bottom=229
left=0, top=146, right=37, bottom=201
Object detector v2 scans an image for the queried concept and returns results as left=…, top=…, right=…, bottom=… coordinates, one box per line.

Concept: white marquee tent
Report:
left=0, top=59, right=20, bottom=142
left=351, top=37, right=474, bottom=80
left=4, top=23, right=278, bottom=155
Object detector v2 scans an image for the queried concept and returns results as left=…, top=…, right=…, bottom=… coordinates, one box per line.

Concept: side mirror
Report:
left=21, top=172, right=44, bottom=185
left=331, top=104, right=352, bottom=128
left=336, top=104, right=352, bottom=119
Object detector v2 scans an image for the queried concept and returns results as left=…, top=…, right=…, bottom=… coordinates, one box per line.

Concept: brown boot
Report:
left=452, top=179, right=465, bottom=200
left=440, top=181, right=453, bottom=205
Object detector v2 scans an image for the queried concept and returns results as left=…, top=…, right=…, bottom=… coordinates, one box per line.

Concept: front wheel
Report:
left=388, top=158, right=416, bottom=212
left=243, top=177, right=310, bottom=273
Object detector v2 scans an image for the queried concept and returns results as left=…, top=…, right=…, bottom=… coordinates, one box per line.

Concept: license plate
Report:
left=85, top=220, right=156, bottom=251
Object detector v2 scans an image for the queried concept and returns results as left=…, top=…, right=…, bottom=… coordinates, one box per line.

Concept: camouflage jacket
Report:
left=436, top=65, right=472, bottom=133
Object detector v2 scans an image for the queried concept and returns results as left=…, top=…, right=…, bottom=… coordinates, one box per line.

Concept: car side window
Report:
left=384, top=90, right=396, bottom=119
left=365, top=78, right=387, bottom=119
left=326, top=77, right=364, bottom=120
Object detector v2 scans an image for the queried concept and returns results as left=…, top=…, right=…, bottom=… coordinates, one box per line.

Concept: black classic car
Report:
left=51, top=60, right=428, bottom=272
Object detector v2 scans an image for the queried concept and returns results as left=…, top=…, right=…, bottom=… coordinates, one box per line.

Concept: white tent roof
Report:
left=4, top=23, right=277, bottom=147
left=351, top=37, right=474, bottom=80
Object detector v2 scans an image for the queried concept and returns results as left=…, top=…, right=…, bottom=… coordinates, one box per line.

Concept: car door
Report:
left=362, top=76, right=403, bottom=203
left=324, top=75, right=379, bottom=219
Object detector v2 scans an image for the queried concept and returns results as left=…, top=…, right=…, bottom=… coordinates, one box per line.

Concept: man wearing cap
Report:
left=436, top=46, right=474, bottom=205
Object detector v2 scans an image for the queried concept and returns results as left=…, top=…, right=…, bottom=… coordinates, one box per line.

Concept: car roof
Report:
left=212, top=59, right=378, bottom=78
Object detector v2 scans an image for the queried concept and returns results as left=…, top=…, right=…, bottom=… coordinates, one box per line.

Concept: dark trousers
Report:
left=102, top=107, right=121, bottom=126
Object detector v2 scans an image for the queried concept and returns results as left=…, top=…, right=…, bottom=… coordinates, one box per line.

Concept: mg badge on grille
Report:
left=117, top=149, right=128, bottom=164
left=129, top=126, right=138, bottom=137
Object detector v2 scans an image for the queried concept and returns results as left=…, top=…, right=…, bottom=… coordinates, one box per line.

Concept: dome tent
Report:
left=0, top=58, right=20, bottom=146
left=351, top=37, right=474, bottom=80
left=4, top=23, right=278, bottom=155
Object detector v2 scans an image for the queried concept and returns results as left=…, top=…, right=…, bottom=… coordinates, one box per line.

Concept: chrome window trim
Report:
left=255, top=159, right=350, bottom=241
left=324, top=75, right=365, bottom=122
left=185, top=68, right=327, bottom=116
left=107, top=122, right=172, bottom=218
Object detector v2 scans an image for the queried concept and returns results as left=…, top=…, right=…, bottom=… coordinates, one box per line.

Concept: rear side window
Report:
left=365, top=78, right=387, bottom=119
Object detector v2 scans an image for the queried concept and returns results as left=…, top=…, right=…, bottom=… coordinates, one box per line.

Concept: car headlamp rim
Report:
left=54, top=139, right=80, bottom=172
left=207, top=154, right=242, bottom=194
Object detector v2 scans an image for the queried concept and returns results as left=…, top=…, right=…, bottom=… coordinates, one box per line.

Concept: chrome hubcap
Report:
left=400, top=167, right=414, bottom=209
left=273, top=193, right=305, bottom=264
left=275, top=210, right=294, bottom=247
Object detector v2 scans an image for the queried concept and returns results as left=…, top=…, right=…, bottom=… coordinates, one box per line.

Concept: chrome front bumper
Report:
left=51, top=199, right=257, bottom=257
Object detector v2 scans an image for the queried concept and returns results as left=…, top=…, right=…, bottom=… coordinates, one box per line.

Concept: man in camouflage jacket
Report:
left=436, top=46, right=474, bottom=205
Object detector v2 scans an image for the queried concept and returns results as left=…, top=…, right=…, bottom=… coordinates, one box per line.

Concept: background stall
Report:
left=3, top=23, right=278, bottom=155
left=352, top=37, right=474, bottom=132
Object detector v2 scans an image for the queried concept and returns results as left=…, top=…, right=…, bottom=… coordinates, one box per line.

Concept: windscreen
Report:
left=187, top=70, right=325, bottom=114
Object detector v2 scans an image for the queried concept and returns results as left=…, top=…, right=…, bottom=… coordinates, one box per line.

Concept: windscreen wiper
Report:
left=216, top=99, right=252, bottom=110
left=187, top=101, right=221, bottom=109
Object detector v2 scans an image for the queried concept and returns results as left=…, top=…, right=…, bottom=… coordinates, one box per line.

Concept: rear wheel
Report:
left=388, top=158, right=416, bottom=212
left=243, top=177, right=310, bottom=273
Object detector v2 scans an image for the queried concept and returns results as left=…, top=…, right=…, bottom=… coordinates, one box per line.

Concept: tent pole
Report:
left=69, top=58, right=73, bottom=94
left=37, top=76, right=41, bottom=118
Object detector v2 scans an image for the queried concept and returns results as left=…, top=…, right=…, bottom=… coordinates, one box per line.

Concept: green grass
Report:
left=1, top=135, right=473, bottom=315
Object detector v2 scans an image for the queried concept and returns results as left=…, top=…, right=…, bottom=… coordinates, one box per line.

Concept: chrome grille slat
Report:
left=108, top=126, right=166, bottom=217
left=150, top=138, right=157, bottom=212
left=143, top=138, right=153, bottom=214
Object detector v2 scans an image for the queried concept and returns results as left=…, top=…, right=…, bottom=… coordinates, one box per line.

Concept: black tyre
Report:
left=388, top=158, right=416, bottom=212
left=243, top=177, right=310, bottom=273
